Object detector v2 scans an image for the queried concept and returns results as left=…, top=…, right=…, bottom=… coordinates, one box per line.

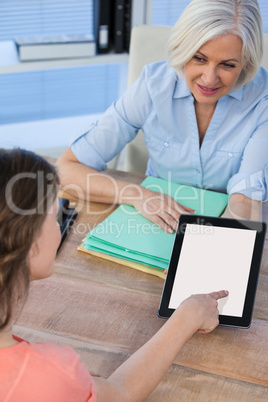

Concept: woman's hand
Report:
left=179, top=290, right=229, bottom=334
left=131, top=187, right=195, bottom=233
left=57, top=150, right=194, bottom=232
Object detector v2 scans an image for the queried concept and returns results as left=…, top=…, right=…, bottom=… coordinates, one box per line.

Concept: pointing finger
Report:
left=209, top=290, right=229, bottom=300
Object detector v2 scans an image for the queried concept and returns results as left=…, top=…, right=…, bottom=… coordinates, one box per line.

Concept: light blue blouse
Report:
left=70, top=61, right=268, bottom=201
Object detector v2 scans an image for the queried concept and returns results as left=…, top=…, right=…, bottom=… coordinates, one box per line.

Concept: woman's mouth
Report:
left=196, top=83, right=221, bottom=96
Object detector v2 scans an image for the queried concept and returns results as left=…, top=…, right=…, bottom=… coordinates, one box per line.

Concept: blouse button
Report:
left=228, top=152, right=233, bottom=158
left=164, top=142, right=169, bottom=147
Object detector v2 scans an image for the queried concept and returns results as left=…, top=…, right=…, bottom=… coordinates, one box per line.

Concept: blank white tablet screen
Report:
left=168, top=224, right=257, bottom=317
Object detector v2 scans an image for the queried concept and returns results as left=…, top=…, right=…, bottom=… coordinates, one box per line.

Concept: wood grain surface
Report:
left=13, top=169, right=268, bottom=401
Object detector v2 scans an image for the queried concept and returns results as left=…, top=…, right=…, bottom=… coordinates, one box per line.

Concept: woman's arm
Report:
left=56, top=148, right=194, bottom=233
left=93, top=290, right=228, bottom=402
left=222, top=193, right=261, bottom=221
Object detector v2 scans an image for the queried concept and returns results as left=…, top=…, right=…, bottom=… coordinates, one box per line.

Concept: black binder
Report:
left=124, top=0, right=132, bottom=52
left=114, top=0, right=125, bottom=53
left=94, top=0, right=113, bottom=54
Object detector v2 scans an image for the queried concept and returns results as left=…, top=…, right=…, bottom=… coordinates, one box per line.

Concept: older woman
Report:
left=57, top=0, right=267, bottom=232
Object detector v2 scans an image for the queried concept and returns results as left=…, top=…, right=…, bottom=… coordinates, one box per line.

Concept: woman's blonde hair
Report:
left=168, top=0, right=263, bottom=89
left=0, top=149, right=59, bottom=329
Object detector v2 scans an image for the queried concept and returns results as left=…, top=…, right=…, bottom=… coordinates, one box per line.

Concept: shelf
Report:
left=0, top=53, right=129, bottom=74
left=0, top=41, right=129, bottom=74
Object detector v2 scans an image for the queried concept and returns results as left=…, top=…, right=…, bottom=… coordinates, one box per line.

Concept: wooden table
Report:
left=14, top=170, right=268, bottom=401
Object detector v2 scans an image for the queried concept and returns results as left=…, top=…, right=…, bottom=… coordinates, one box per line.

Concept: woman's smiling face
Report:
left=184, top=34, right=243, bottom=107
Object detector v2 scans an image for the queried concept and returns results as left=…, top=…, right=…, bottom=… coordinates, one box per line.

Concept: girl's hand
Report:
left=131, top=188, right=195, bottom=233
left=179, top=290, right=229, bottom=334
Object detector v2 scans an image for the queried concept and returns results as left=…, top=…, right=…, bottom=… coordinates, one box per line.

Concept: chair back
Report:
left=124, top=25, right=171, bottom=174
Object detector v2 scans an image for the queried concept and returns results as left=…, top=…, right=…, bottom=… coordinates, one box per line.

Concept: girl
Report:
left=0, top=148, right=227, bottom=401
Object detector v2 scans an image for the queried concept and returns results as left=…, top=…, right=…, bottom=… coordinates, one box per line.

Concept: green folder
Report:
left=82, top=176, right=229, bottom=271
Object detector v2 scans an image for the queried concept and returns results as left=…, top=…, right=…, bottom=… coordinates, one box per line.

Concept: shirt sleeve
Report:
left=227, top=97, right=268, bottom=201
left=69, top=66, right=153, bottom=171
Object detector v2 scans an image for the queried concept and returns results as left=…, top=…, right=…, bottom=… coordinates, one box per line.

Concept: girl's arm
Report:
left=93, top=290, right=228, bottom=402
left=56, top=148, right=194, bottom=233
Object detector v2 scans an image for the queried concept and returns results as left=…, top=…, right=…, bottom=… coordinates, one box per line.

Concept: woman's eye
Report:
left=222, top=63, right=235, bottom=69
left=194, top=55, right=205, bottom=62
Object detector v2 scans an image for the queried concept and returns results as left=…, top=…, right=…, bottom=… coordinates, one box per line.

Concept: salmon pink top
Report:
left=0, top=335, right=96, bottom=402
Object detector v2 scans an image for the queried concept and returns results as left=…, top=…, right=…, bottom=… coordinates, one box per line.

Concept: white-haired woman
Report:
left=57, top=0, right=267, bottom=232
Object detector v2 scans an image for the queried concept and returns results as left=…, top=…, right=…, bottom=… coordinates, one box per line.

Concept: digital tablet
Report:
left=158, top=215, right=266, bottom=328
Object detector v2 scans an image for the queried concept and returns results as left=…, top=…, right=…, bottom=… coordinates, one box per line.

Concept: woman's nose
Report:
left=201, top=65, right=219, bottom=86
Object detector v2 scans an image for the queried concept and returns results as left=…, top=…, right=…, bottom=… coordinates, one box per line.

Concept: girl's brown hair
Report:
left=0, top=148, right=59, bottom=329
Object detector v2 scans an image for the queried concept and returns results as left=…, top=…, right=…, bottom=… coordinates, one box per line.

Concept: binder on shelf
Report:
left=15, top=35, right=96, bottom=61
left=114, top=0, right=125, bottom=53
left=94, top=0, right=113, bottom=54
left=124, top=0, right=132, bottom=52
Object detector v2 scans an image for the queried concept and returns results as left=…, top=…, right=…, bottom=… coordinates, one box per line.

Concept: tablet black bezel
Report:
left=158, top=215, right=266, bottom=328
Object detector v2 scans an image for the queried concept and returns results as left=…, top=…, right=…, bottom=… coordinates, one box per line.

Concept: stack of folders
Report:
left=16, top=35, right=96, bottom=62
left=78, top=176, right=229, bottom=278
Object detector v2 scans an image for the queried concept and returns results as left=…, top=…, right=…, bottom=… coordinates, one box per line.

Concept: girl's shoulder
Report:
left=0, top=340, right=96, bottom=401
left=17, top=340, right=81, bottom=366
left=2, top=339, right=80, bottom=368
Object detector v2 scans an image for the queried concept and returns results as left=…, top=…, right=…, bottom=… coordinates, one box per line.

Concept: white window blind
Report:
left=0, top=63, right=122, bottom=124
left=0, top=0, right=94, bottom=40
left=0, top=0, right=124, bottom=125
left=152, top=0, right=268, bottom=33
left=152, top=0, right=191, bottom=26
left=259, top=0, right=268, bottom=32
left=1, top=1, right=267, bottom=126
